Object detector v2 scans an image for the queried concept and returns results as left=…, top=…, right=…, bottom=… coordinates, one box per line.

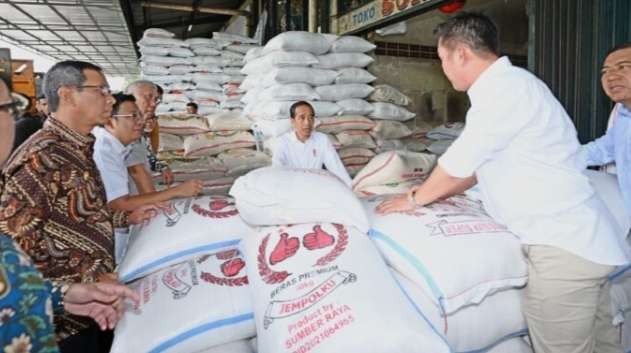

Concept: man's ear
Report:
left=57, top=86, right=76, bottom=108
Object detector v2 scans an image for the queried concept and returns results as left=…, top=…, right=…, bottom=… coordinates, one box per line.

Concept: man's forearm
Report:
left=412, top=164, right=477, bottom=206
left=109, top=188, right=179, bottom=211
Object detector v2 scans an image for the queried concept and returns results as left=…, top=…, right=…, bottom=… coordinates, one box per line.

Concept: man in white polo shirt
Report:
left=377, top=12, right=631, bottom=353
left=93, top=93, right=202, bottom=262
left=272, top=101, right=352, bottom=186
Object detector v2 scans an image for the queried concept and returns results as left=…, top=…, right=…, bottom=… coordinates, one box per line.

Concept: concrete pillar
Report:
left=308, top=0, right=318, bottom=32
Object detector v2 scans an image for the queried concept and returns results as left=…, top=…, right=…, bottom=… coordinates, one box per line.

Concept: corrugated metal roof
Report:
left=0, top=0, right=139, bottom=76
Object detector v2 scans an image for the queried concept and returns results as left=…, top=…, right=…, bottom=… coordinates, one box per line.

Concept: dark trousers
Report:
left=58, top=326, right=113, bottom=353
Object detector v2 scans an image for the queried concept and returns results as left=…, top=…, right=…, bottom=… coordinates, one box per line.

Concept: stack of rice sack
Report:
left=111, top=195, right=257, bottom=353
left=138, top=28, right=261, bottom=115
left=229, top=167, right=452, bottom=353
left=156, top=112, right=270, bottom=195
left=362, top=194, right=530, bottom=353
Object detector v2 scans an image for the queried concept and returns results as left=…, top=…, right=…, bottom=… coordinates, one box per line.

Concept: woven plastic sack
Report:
left=184, top=131, right=256, bottom=157
left=369, top=102, right=416, bottom=121
left=213, top=32, right=258, bottom=44
left=316, top=115, right=376, bottom=134
left=258, top=83, right=320, bottom=102
left=330, top=36, right=376, bottom=53
left=368, top=84, right=411, bottom=106
left=315, top=53, right=374, bottom=69
left=143, top=28, right=175, bottom=38
left=352, top=150, right=435, bottom=194
left=218, top=149, right=271, bottom=177
left=262, top=31, right=335, bottom=55
left=335, top=68, right=377, bottom=84
left=370, top=120, right=413, bottom=140
left=158, top=114, right=208, bottom=135
left=261, top=67, right=339, bottom=87
left=205, top=111, right=252, bottom=131
left=337, top=99, right=374, bottom=115
left=336, top=130, right=376, bottom=149
left=315, top=84, right=374, bottom=101
left=241, top=51, right=319, bottom=75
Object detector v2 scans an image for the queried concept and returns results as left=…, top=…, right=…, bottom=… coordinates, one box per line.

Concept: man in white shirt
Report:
left=377, top=12, right=630, bottom=353
left=93, top=93, right=203, bottom=262
left=272, top=101, right=352, bottom=186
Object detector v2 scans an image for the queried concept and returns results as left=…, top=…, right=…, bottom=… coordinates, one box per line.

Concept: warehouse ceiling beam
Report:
left=139, top=14, right=228, bottom=31
left=140, top=1, right=251, bottom=18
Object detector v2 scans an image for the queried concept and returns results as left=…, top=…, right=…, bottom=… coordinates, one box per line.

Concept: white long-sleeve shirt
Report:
left=439, top=56, right=631, bottom=266
left=272, top=130, right=352, bottom=187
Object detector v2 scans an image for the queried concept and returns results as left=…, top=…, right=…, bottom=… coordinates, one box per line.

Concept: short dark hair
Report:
left=606, top=42, right=631, bottom=59
left=289, top=101, right=314, bottom=119
left=434, top=12, right=499, bottom=56
left=186, top=102, right=198, bottom=109
left=43, top=60, right=103, bottom=113
left=111, top=93, right=136, bottom=116
left=36, top=94, right=46, bottom=101
left=156, top=84, right=164, bottom=96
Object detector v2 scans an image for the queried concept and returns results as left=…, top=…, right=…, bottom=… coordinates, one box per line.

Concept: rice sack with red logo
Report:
left=365, top=194, right=528, bottom=315
left=232, top=167, right=450, bottom=353
left=119, top=195, right=252, bottom=282
left=112, top=249, right=255, bottom=353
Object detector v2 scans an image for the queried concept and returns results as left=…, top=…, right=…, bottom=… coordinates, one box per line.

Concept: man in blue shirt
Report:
left=582, top=42, right=631, bottom=228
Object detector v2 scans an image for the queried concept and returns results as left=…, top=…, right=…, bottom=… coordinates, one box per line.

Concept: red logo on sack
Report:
left=199, top=252, right=248, bottom=287
left=192, top=197, right=239, bottom=219
left=258, top=224, right=349, bottom=285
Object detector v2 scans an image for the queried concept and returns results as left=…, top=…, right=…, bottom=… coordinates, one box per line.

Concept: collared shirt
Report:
left=581, top=103, right=631, bottom=222
left=93, top=127, right=132, bottom=202
left=272, top=130, right=352, bottom=186
left=0, top=117, right=127, bottom=340
left=439, top=56, right=631, bottom=266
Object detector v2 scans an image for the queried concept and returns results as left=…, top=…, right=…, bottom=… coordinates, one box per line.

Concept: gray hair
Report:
left=124, top=80, right=157, bottom=95
left=434, top=12, right=499, bottom=56
left=43, top=61, right=102, bottom=113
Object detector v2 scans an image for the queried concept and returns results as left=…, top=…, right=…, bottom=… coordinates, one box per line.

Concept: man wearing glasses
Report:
left=92, top=93, right=203, bottom=263
left=0, top=61, right=157, bottom=352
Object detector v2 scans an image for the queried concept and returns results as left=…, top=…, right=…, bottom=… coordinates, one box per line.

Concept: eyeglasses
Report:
left=140, top=93, right=161, bottom=105
left=76, top=85, right=111, bottom=96
left=0, top=99, right=18, bottom=120
left=112, top=112, right=143, bottom=123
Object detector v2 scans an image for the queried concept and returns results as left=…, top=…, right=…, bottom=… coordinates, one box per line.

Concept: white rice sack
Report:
left=395, top=271, right=527, bottom=352
left=426, top=122, right=465, bottom=140
left=192, top=56, right=229, bottom=66
left=262, top=67, right=339, bottom=87
left=241, top=51, right=318, bottom=75
left=112, top=251, right=255, bottom=353
left=142, top=74, right=192, bottom=84
left=193, top=72, right=231, bottom=84
left=213, top=32, right=258, bottom=44
left=242, top=222, right=450, bottom=353
left=315, top=53, right=375, bottom=69
left=186, top=37, right=222, bottom=47
left=201, top=176, right=237, bottom=195
left=244, top=47, right=264, bottom=63
left=139, top=45, right=170, bottom=56
left=158, top=133, right=183, bottom=152
left=226, top=75, right=246, bottom=84
left=336, top=130, right=376, bottom=149
left=427, top=139, right=454, bottom=155
left=218, top=149, right=271, bottom=176
left=258, top=83, right=320, bottom=102
left=170, top=161, right=227, bottom=182
left=221, top=66, right=242, bottom=76
left=184, top=131, right=256, bottom=157
left=316, top=115, right=376, bottom=134
left=487, top=338, right=534, bottom=353
left=262, top=31, right=334, bottom=55
left=241, top=88, right=262, bottom=105
left=370, top=120, right=413, bottom=140
left=223, top=51, right=246, bottom=61
left=169, top=64, right=195, bottom=75
left=251, top=119, right=292, bottom=138
left=335, top=68, right=377, bottom=84
left=163, top=92, right=190, bottom=103
left=220, top=100, right=246, bottom=110
left=165, top=82, right=196, bottom=92
left=143, top=28, right=175, bottom=39
left=365, top=194, right=528, bottom=314
left=119, top=194, right=251, bottom=281
left=368, top=84, right=411, bottom=106
left=584, top=170, right=630, bottom=233
left=196, top=81, right=223, bottom=91
left=339, top=147, right=375, bottom=166
left=239, top=74, right=264, bottom=91
left=193, top=46, right=222, bottom=56
left=252, top=101, right=340, bottom=120
left=142, top=55, right=192, bottom=66
left=230, top=167, right=369, bottom=232
left=374, top=138, right=405, bottom=153
left=158, top=114, right=209, bottom=135
left=196, top=340, right=254, bottom=353
left=228, top=44, right=261, bottom=55
left=190, top=90, right=225, bottom=103
left=369, top=102, right=416, bottom=121
left=330, top=36, right=376, bottom=53
left=193, top=63, right=224, bottom=73
left=198, top=105, right=223, bottom=116
left=169, top=47, right=195, bottom=58
left=327, top=133, right=342, bottom=150
left=403, top=138, right=429, bottom=152
left=315, top=84, right=374, bottom=101
left=352, top=150, right=435, bottom=194
left=156, top=102, right=188, bottom=114
left=337, top=99, right=374, bottom=115
left=141, top=64, right=170, bottom=76
left=205, top=111, right=252, bottom=131
left=138, top=37, right=188, bottom=48
left=354, top=180, right=418, bottom=197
